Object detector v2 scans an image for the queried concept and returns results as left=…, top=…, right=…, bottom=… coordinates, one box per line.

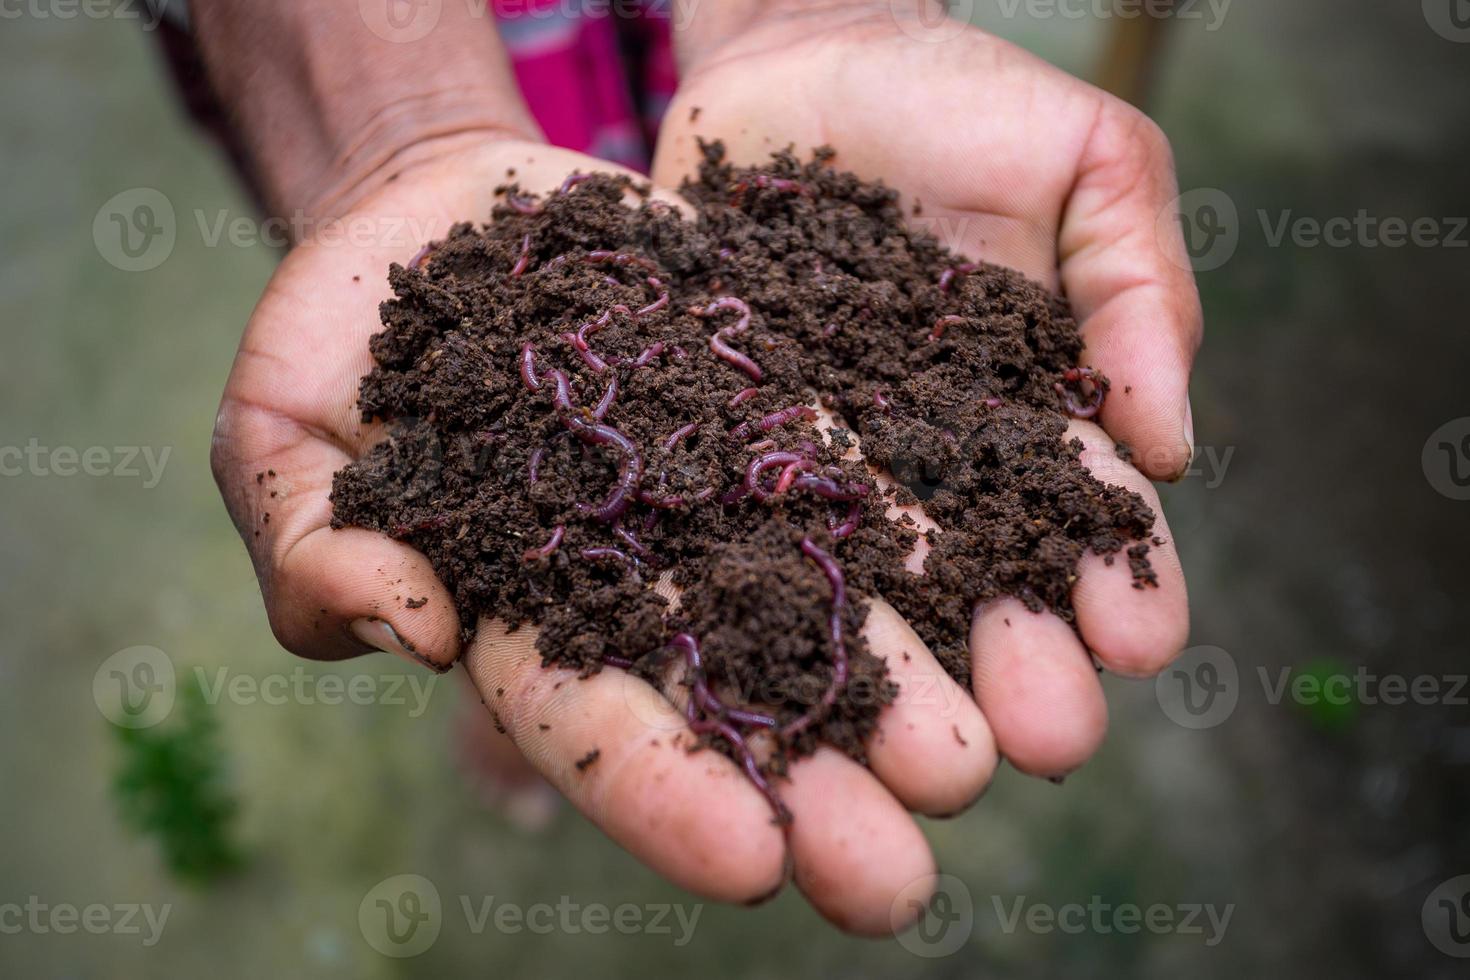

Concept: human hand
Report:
left=620, top=0, right=1198, bottom=930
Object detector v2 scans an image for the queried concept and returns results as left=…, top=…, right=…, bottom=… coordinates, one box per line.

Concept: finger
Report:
left=211, top=398, right=463, bottom=669
left=783, top=747, right=936, bottom=935
left=970, top=598, right=1108, bottom=779
left=1067, top=420, right=1190, bottom=677
left=463, top=618, right=788, bottom=904
left=862, top=598, right=997, bottom=817
left=1058, top=97, right=1202, bottom=480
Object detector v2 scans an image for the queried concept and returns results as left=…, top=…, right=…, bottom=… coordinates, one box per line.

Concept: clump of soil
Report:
left=331, top=143, right=1157, bottom=819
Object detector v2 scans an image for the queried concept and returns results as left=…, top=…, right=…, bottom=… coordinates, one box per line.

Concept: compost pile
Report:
left=331, top=143, right=1158, bottom=820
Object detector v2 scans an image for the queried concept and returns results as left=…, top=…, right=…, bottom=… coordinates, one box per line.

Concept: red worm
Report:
left=729, top=174, right=809, bottom=202
left=529, top=359, right=645, bottom=523
left=409, top=244, right=436, bottom=270
left=522, top=524, right=565, bottom=561
left=983, top=396, right=1004, bottom=409
left=632, top=342, right=665, bottom=368
left=1055, top=366, right=1105, bottom=419
left=519, top=343, right=543, bottom=392
left=559, top=172, right=592, bottom=195
left=727, top=387, right=759, bottom=408
left=635, top=277, right=670, bottom=317
left=510, top=233, right=533, bottom=277
left=690, top=297, right=763, bottom=381
left=528, top=447, right=546, bottom=483
left=662, top=422, right=700, bottom=451
left=937, top=262, right=977, bottom=292
left=930, top=314, right=966, bottom=341
left=505, top=192, right=540, bottom=215
left=592, top=377, right=619, bottom=420
left=612, top=524, right=651, bottom=558
left=829, top=501, right=863, bottom=539
left=873, top=389, right=891, bottom=411
left=728, top=405, right=816, bottom=442
left=780, top=538, right=850, bottom=739
left=579, top=546, right=640, bottom=578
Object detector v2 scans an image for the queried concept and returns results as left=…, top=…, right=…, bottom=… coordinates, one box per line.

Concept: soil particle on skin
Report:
left=331, top=142, right=1157, bottom=786
left=575, top=749, right=601, bottom=772
left=405, top=596, right=428, bottom=609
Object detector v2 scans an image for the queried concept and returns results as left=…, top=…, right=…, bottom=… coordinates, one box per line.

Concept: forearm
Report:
left=192, top=0, right=540, bottom=219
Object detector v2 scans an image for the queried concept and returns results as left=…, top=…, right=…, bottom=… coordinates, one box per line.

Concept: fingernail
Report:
left=1182, top=395, right=1196, bottom=460
left=350, top=617, right=449, bottom=674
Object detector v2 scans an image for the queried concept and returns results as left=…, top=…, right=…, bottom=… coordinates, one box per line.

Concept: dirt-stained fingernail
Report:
left=350, top=617, right=450, bottom=673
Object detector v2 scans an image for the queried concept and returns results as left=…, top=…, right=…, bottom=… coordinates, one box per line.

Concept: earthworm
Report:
left=930, top=314, right=966, bottom=341
left=510, top=233, right=533, bottom=277
left=519, top=343, right=543, bottom=392
left=1055, top=367, right=1105, bottom=419
left=585, top=249, right=660, bottom=274
left=662, top=422, right=700, bottom=451
left=592, top=376, right=619, bottom=420
left=728, top=405, right=816, bottom=442
left=529, top=361, right=645, bottom=523
left=408, top=244, right=436, bottom=270
left=872, top=389, right=891, bottom=412
left=744, top=451, right=809, bottom=502
left=603, top=653, right=636, bottom=669
left=522, top=524, right=565, bottom=561
left=690, top=297, right=762, bottom=381
left=787, top=473, right=869, bottom=502
left=775, top=457, right=819, bottom=494
left=612, top=524, right=651, bottom=558
left=504, top=192, right=540, bottom=215
left=632, top=342, right=665, bottom=368
left=579, top=546, right=640, bottom=578
left=690, top=714, right=790, bottom=825
left=780, top=538, right=849, bottom=739
left=559, top=172, right=593, bottom=195
left=528, top=447, right=546, bottom=483
left=636, top=489, right=689, bottom=509
left=828, top=501, right=863, bottom=539
left=937, top=262, right=977, bottom=293
left=983, top=396, right=1004, bottom=409
left=729, top=174, right=809, bottom=202
left=727, top=387, right=759, bottom=408
left=635, top=277, right=670, bottom=317
left=388, top=514, right=454, bottom=538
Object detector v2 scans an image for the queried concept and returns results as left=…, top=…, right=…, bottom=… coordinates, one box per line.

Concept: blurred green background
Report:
left=3, top=2, right=1468, bottom=977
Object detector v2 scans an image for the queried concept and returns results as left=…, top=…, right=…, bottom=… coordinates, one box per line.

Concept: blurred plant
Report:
left=112, top=674, right=244, bottom=884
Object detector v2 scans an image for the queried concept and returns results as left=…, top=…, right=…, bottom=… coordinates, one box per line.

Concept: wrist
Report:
left=192, top=0, right=540, bottom=222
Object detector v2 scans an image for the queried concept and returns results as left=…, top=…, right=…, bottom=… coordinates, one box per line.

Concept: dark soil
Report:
left=330, top=143, right=1157, bottom=817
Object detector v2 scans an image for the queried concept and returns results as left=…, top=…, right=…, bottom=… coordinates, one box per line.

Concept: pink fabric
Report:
left=491, top=0, right=677, bottom=172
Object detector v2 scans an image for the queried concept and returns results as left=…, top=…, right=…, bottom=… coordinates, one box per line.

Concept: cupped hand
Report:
left=624, top=3, right=1199, bottom=930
